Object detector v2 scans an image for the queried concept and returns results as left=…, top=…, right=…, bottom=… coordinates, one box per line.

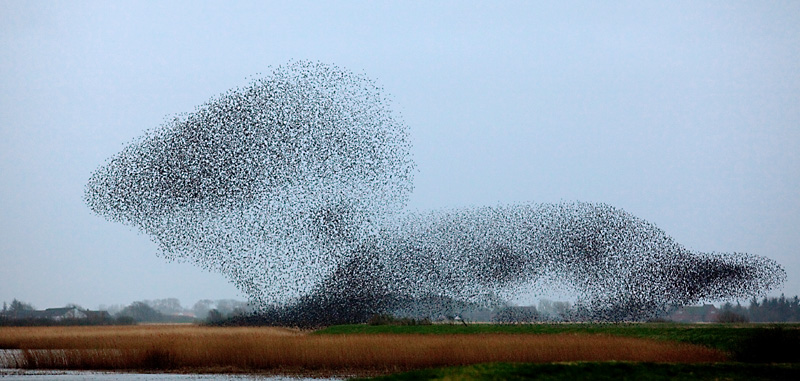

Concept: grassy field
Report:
left=0, top=324, right=725, bottom=376
left=317, top=322, right=800, bottom=362
left=355, top=362, right=800, bottom=381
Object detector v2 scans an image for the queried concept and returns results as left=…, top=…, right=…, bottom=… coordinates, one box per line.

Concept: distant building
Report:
left=667, top=304, right=719, bottom=323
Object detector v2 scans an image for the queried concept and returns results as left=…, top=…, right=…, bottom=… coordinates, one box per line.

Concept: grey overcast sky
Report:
left=1, top=1, right=798, bottom=310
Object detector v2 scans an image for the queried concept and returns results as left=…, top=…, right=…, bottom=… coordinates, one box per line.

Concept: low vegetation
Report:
left=0, top=325, right=722, bottom=375
left=356, top=362, right=800, bottom=381
left=2, top=322, right=798, bottom=378
left=367, top=314, right=432, bottom=326
left=318, top=322, right=800, bottom=363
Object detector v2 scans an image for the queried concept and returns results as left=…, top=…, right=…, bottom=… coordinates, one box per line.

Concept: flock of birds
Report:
left=85, top=61, right=785, bottom=325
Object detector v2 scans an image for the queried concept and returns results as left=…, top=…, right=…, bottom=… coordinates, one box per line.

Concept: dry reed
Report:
left=0, top=325, right=726, bottom=373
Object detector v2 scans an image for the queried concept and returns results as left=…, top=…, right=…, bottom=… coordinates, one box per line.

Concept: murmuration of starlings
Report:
left=85, top=61, right=785, bottom=326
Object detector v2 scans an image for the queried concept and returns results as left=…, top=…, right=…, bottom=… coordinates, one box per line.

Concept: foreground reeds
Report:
left=0, top=325, right=725, bottom=374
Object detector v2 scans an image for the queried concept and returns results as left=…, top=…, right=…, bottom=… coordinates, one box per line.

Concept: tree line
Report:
left=718, top=295, right=800, bottom=323
left=1, top=298, right=251, bottom=326
left=4, top=295, right=798, bottom=325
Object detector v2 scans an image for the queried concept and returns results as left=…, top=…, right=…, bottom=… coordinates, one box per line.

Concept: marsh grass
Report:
left=0, top=325, right=723, bottom=373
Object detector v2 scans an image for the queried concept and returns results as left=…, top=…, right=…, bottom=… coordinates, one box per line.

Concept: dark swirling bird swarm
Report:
left=85, top=61, right=785, bottom=325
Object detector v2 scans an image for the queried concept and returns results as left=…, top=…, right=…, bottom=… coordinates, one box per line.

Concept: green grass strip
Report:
left=351, top=362, right=800, bottom=381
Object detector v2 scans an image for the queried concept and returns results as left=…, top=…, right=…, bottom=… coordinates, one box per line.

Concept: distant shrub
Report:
left=115, top=301, right=194, bottom=324
left=115, top=316, right=137, bottom=325
left=116, top=302, right=163, bottom=322
left=368, top=314, right=431, bottom=326
left=493, top=306, right=540, bottom=324
left=716, top=310, right=749, bottom=323
left=206, top=309, right=224, bottom=324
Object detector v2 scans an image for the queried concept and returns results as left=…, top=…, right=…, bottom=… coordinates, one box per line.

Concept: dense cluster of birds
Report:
left=86, top=61, right=785, bottom=325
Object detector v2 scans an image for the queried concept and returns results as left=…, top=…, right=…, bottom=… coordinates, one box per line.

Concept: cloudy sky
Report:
left=2, top=1, right=798, bottom=310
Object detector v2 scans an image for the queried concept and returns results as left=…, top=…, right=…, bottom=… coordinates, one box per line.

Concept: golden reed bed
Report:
left=0, top=325, right=725, bottom=374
